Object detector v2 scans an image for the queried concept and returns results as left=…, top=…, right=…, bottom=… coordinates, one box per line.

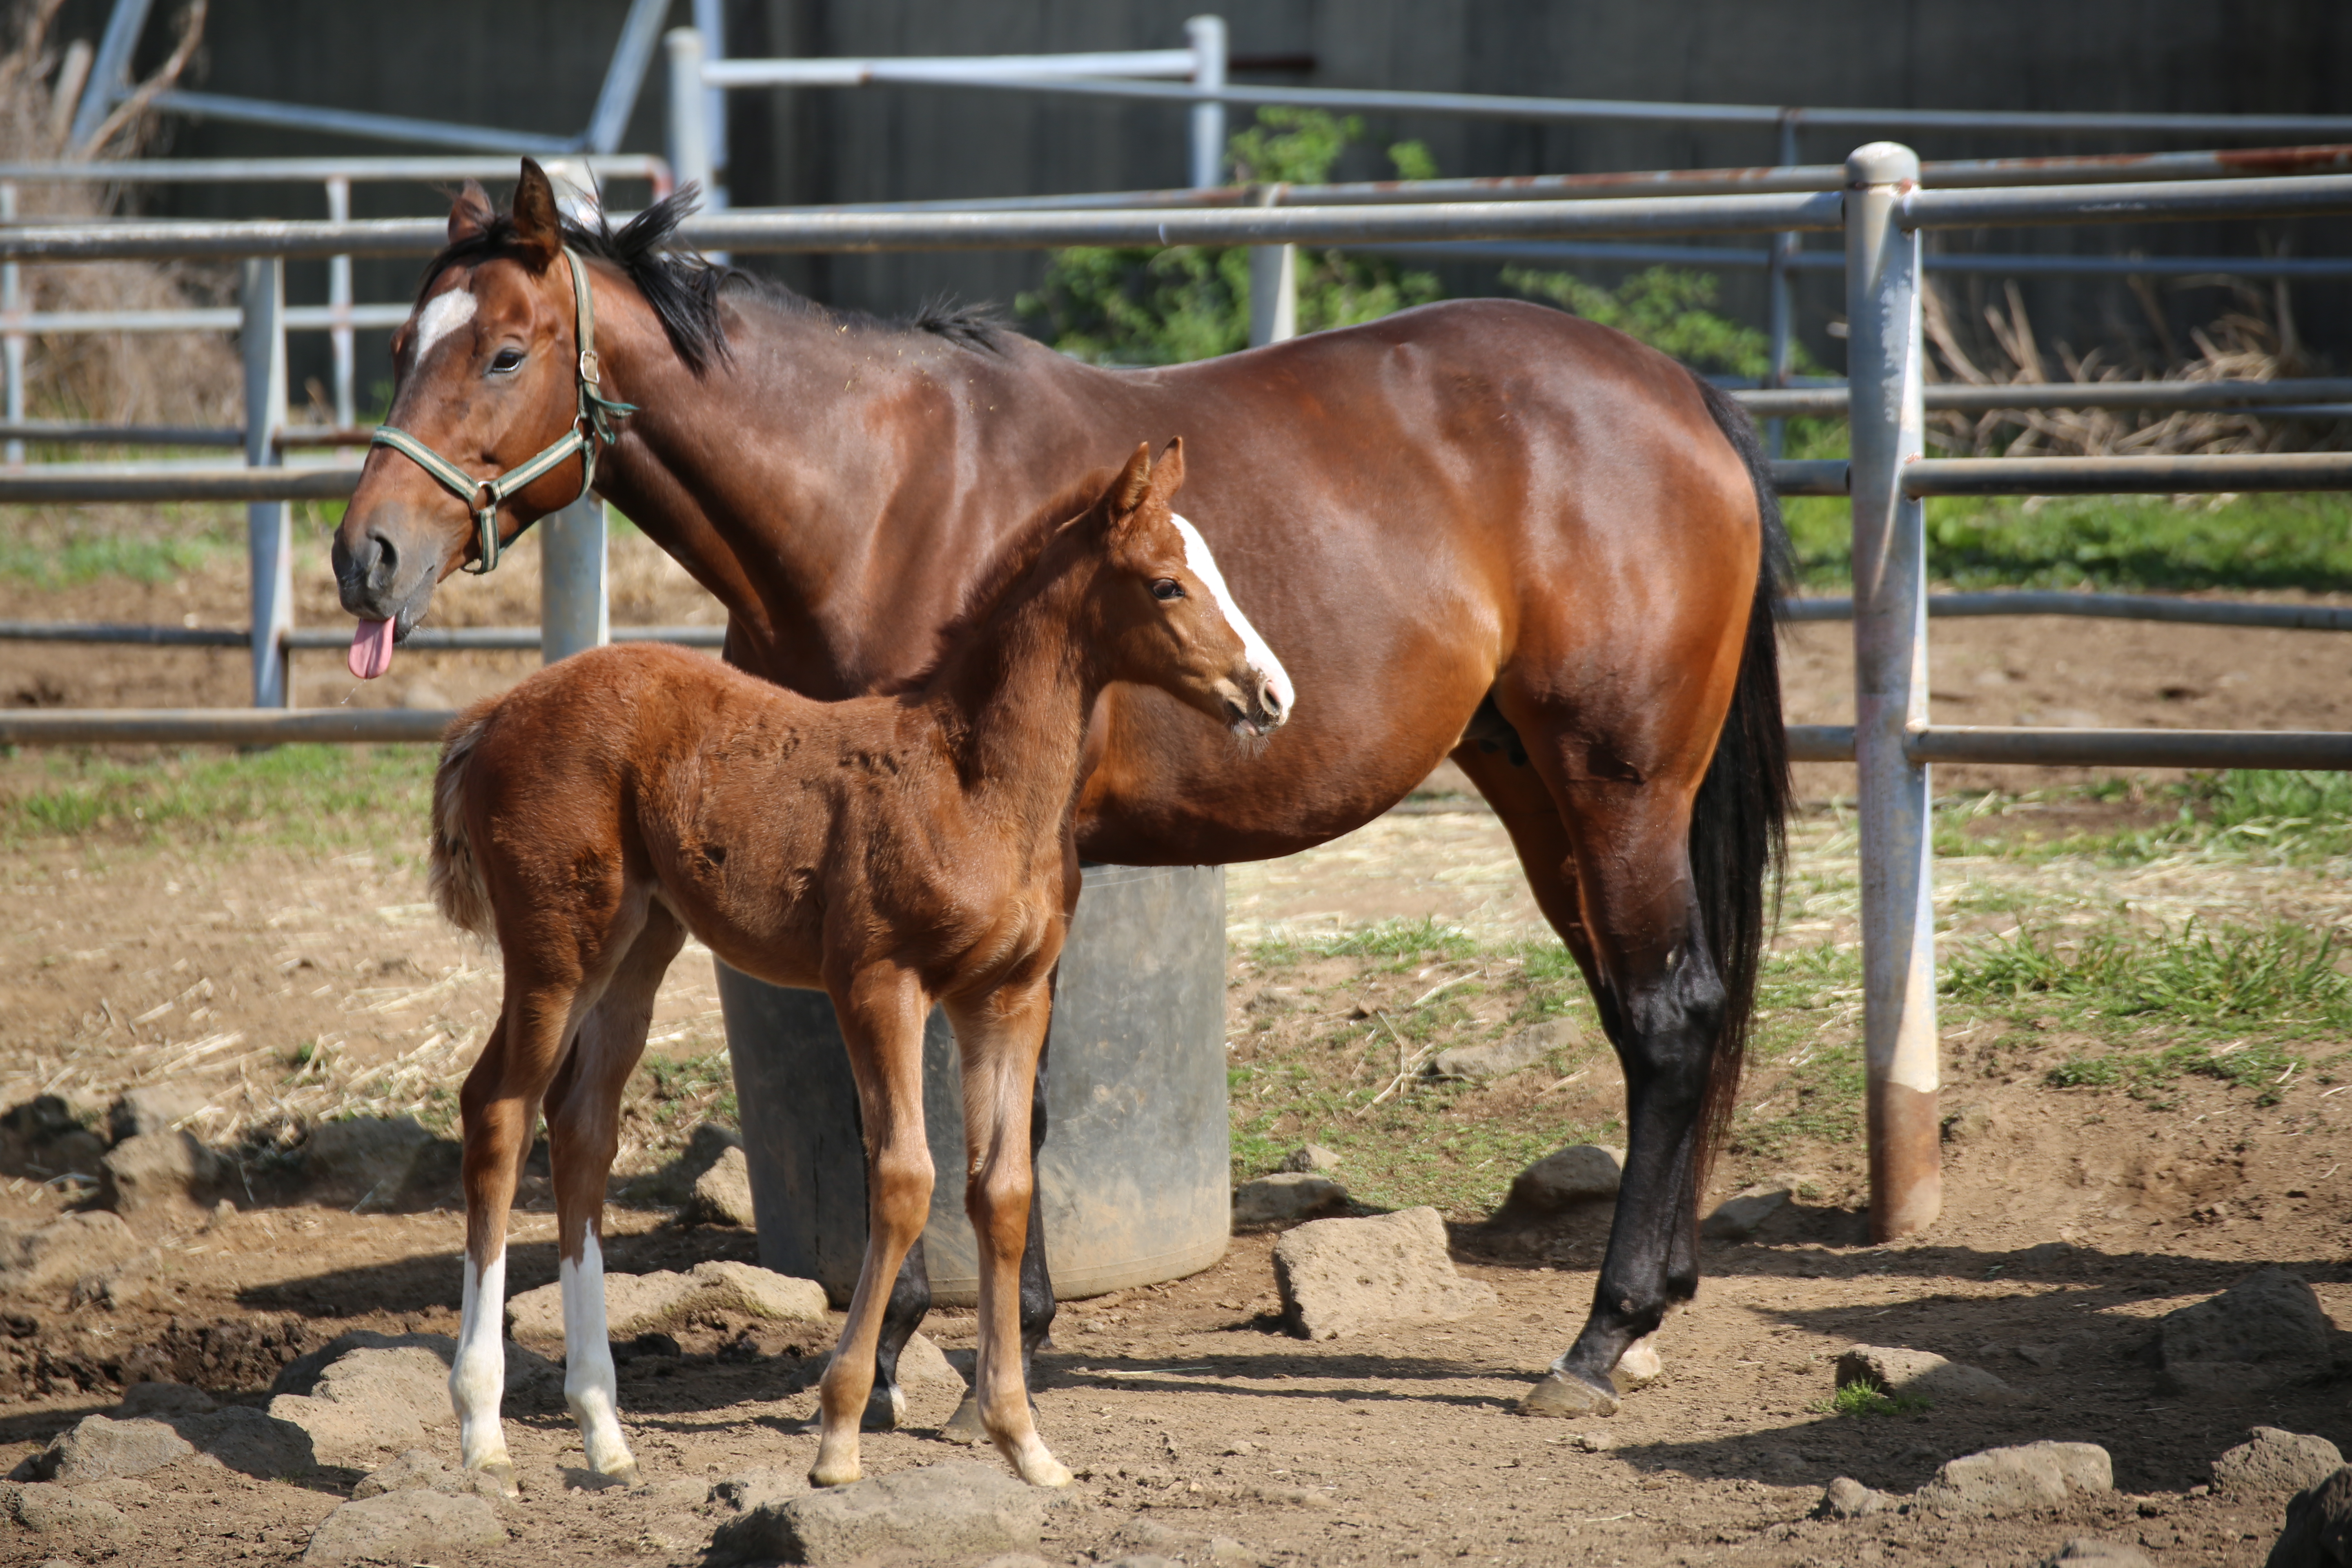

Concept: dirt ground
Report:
left=0, top=543, right=2348, bottom=1565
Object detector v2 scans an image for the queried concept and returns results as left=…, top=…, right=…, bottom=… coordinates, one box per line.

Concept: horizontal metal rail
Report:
left=0, top=707, right=457, bottom=746
left=0, top=423, right=371, bottom=448
left=705, top=48, right=1197, bottom=87
left=1766, top=454, right=2352, bottom=497
left=0, top=155, right=670, bottom=185
left=0, top=622, right=727, bottom=650
left=1904, top=175, right=2352, bottom=228
left=0, top=303, right=411, bottom=335
left=739, top=67, right=2352, bottom=140
left=1784, top=724, right=2352, bottom=768
left=1737, top=380, right=2352, bottom=418
left=1347, top=238, right=2352, bottom=281
left=1781, top=593, right=2352, bottom=631
left=0, top=466, right=358, bottom=502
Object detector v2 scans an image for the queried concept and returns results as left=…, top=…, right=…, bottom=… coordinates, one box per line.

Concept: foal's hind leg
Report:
left=543, top=904, right=686, bottom=1483
left=940, top=1022, right=1055, bottom=1446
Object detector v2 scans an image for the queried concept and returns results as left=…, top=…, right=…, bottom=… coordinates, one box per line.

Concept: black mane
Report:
left=416, top=184, right=1006, bottom=375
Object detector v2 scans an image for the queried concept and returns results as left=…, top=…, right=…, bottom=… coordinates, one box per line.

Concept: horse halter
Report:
left=370, top=246, right=637, bottom=575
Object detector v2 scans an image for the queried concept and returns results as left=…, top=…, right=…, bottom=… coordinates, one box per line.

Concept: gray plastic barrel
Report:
left=715, top=864, right=1229, bottom=1306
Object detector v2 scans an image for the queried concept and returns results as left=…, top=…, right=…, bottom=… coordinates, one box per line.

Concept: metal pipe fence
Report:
left=0, top=145, right=2348, bottom=1244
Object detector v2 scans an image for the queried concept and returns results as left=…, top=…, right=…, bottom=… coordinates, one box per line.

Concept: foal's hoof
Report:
left=1518, top=1370, right=1620, bottom=1418
left=599, top=1457, right=644, bottom=1489
left=470, top=1458, right=521, bottom=1499
left=860, top=1380, right=908, bottom=1432
left=939, top=1393, right=989, bottom=1446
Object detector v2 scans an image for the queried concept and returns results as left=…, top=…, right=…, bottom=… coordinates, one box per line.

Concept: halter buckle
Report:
left=579, top=348, right=601, bottom=386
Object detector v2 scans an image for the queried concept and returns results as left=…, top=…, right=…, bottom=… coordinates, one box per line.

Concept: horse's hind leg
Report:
left=940, top=1024, right=1055, bottom=1445
left=1454, top=732, right=1722, bottom=1418
left=813, top=965, right=935, bottom=1487
left=543, top=902, right=686, bottom=1483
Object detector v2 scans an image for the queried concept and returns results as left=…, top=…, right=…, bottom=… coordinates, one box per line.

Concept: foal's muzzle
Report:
left=1222, top=667, right=1290, bottom=738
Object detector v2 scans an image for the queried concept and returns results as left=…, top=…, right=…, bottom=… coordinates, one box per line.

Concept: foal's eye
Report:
left=489, top=348, right=525, bottom=374
left=1150, top=578, right=1185, bottom=602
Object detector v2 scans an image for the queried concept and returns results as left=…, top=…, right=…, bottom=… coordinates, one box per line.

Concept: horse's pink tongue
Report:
left=348, top=617, right=395, bottom=680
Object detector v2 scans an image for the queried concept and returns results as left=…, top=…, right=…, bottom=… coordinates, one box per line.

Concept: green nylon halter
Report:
left=370, top=245, right=638, bottom=575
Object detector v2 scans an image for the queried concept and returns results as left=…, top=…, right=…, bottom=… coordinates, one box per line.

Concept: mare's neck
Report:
left=922, top=542, right=1105, bottom=838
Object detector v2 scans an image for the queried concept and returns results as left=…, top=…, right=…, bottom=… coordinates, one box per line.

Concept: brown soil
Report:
left=0, top=563, right=2346, bottom=1564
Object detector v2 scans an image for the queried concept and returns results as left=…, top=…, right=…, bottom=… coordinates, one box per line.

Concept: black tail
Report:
left=1687, top=373, right=1794, bottom=1179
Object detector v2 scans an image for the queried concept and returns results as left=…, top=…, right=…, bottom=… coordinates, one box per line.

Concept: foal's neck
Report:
left=920, top=543, right=1105, bottom=837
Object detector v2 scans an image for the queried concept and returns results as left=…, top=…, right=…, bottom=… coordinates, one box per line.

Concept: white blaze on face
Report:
left=413, top=286, right=478, bottom=362
left=1169, top=513, right=1295, bottom=719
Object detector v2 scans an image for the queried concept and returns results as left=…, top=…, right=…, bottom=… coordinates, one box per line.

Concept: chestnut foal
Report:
left=430, top=441, right=1287, bottom=1492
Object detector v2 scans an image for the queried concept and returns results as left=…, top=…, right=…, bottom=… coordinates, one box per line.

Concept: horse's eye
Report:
left=489, top=348, right=524, bottom=374
left=1150, top=578, right=1184, bottom=602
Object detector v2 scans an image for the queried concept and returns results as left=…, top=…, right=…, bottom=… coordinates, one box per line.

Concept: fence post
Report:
left=241, top=257, right=292, bottom=710
left=539, top=498, right=609, bottom=665
left=2, top=182, right=22, bottom=467
left=1248, top=184, right=1297, bottom=347
left=1186, top=15, right=1227, bottom=192
left=666, top=27, right=722, bottom=264
left=1764, top=112, right=1799, bottom=457
left=1844, top=140, right=1940, bottom=1243
left=325, top=175, right=354, bottom=429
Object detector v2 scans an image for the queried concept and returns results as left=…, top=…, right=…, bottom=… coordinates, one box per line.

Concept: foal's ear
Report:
left=448, top=181, right=496, bottom=246
left=1106, top=441, right=1155, bottom=519
left=508, top=159, right=564, bottom=272
left=1144, top=436, right=1187, bottom=508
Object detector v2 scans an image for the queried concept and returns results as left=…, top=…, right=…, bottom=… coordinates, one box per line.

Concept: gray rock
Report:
left=1501, top=1144, right=1624, bottom=1216
left=1279, top=1144, right=1341, bottom=1174
left=1430, top=1019, right=1577, bottom=1082
left=975, top=1558, right=1055, bottom=1568
left=506, top=1260, right=828, bottom=1351
left=268, top=1343, right=450, bottom=1468
left=1232, top=1171, right=1346, bottom=1225
left=354, top=1450, right=457, bottom=1499
left=107, top=1085, right=207, bottom=1145
left=24, top=1415, right=193, bottom=1483
left=896, top=1332, right=965, bottom=1390
left=683, top=1144, right=759, bottom=1227
left=629, top=1122, right=744, bottom=1204
left=1273, top=1206, right=1499, bottom=1340
left=301, top=1490, right=504, bottom=1564
left=708, top=1461, right=1052, bottom=1566
left=2041, top=1539, right=2153, bottom=1568
left=2215, top=1428, right=2345, bottom=1499
left=1206, top=1539, right=1263, bottom=1565
left=2160, top=1267, right=2332, bottom=1394
left=98, top=1129, right=225, bottom=1219
left=1816, top=1476, right=1886, bottom=1518
left=0, top=1211, right=138, bottom=1295
left=0, top=1480, right=134, bottom=1547
left=1836, top=1345, right=2022, bottom=1404
left=1702, top=1184, right=1792, bottom=1241
left=1915, top=1441, right=2113, bottom=1516
left=300, top=1116, right=437, bottom=1208
left=2268, top=1465, right=2352, bottom=1568
left=116, top=1380, right=214, bottom=1418
left=172, top=1405, right=317, bottom=1480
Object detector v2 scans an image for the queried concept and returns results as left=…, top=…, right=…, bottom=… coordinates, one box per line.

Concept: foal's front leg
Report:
left=813, top=967, right=936, bottom=1487
left=947, top=978, right=1071, bottom=1487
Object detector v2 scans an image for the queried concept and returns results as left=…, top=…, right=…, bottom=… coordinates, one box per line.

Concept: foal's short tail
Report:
left=428, top=705, right=499, bottom=943
left=1687, top=374, right=1795, bottom=1182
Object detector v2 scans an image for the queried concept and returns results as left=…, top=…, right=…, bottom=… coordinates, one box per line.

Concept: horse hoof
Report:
left=1015, top=1452, right=1074, bottom=1488
left=809, top=1457, right=862, bottom=1488
left=601, top=1458, right=644, bottom=1488
left=1518, top=1370, right=1619, bottom=1418
left=471, top=1459, right=521, bottom=1499
left=860, top=1381, right=907, bottom=1432
left=939, top=1394, right=989, bottom=1446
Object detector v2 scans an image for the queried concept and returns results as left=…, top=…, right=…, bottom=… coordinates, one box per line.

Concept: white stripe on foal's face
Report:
left=1169, top=513, right=1295, bottom=721
left=413, top=287, right=478, bottom=362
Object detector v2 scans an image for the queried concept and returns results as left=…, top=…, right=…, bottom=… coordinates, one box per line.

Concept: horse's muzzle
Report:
left=332, top=514, right=439, bottom=637
left=1222, top=668, right=1290, bottom=738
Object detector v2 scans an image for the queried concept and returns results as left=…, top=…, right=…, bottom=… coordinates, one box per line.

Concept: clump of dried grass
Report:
left=1921, top=274, right=2331, bottom=459
left=0, top=0, right=236, bottom=430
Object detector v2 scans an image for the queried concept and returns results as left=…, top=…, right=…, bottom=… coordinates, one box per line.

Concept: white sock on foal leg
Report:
left=452, top=1249, right=514, bottom=1488
left=563, top=1231, right=639, bottom=1481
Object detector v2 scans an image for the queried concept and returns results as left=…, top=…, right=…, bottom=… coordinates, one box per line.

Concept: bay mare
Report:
left=335, top=163, right=1792, bottom=1477
left=428, top=443, right=1285, bottom=1489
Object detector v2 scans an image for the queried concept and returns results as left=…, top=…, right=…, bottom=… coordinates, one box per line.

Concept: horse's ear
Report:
left=1144, top=437, right=1186, bottom=507
left=1107, top=442, right=1155, bottom=519
left=508, top=159, right=564, bottom=272
left=448, top=181, right=495, bottom=246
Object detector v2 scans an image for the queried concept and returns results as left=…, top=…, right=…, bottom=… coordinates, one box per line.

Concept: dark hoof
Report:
left=939, top=1393, right=989, bottom=1446
left=1518, top=1370, right=1620, bottom=1418
left=860, top=1380, right=907, bottom=1432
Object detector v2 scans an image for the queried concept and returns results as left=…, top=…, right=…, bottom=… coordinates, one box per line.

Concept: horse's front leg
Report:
left=946, top=977, right=1070, bottom=1486
left=813, top=964, right=936, bottom=1487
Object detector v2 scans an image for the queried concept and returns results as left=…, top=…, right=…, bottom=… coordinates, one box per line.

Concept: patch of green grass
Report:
left=0, top=523, right=240, bottom=585
left=1951, top=772, right=2352, bottom=868
left=1812, top=1383, right=1933, bottom=1418
left=0, top=744, right=439, bottom=850
left=644, top=1049, right=739, bottom=1125
left=1244, top=915, right=1483, bottom=971
left=1945, top=918, right=2352, bottom=1031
